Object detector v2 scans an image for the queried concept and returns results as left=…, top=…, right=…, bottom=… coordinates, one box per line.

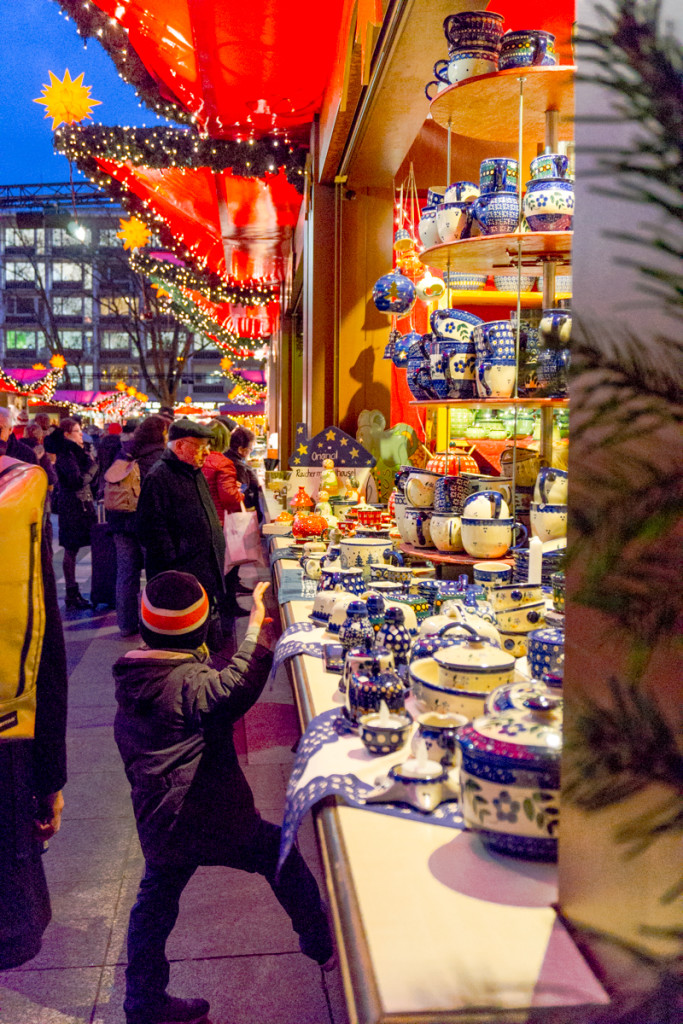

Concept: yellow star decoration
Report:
left=340, top=437, right=348, bottom=446
left=220, top=356, right=233, bottom=372
left=297, top=425, right=304, bottom=434
left=33, top=69, right=101, bottom=131
left=350, top=448, right=359, bottom=458
left=117, top=216, right=152, bottom=251
left=49, top=353, right=67, bottom=369
left=325, top=429, right=335, bottom=441
left=293, top=457, right=301, bottom=465
left=152, top=283, right=171, bottom=301
left=32, top=363, right=46, bottom=370
left=297, top=443, right=308, bottom=455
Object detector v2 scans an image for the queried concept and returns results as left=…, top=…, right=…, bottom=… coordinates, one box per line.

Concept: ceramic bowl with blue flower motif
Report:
left=457, top=693, right=563, bottom=860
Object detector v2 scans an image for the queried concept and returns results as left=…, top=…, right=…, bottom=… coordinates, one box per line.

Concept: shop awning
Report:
left=57, top=0, right=347, bottom=141
left=0, top=366, right=65, bottom=398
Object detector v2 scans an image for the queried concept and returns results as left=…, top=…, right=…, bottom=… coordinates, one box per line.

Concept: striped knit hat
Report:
left=140, top=571, right=210, bottom=650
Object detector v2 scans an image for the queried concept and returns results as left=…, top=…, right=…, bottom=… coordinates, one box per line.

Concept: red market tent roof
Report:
left=58, top=0, right=347, bottom=141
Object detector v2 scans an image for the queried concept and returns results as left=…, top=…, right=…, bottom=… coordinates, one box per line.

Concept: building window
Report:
left=99, top=294, right=138, bottom=317
left=60, top=330, right=87, bottom=351
left=5, top=227, right=32, bottom=248
left=6, top=330, right=38, bottom=350
left=53, top=295, right=84, bottom=316
left=5, top=260, right=37, bottom=283
left=52, top=261, right=83, bottom=284
left=52, top=226, right=91, bottom=248
left=98, top=228, right=120, bottom=247
left=4, top=294, right=37, bottom=317
left=102, top=331, right=130, bottom=351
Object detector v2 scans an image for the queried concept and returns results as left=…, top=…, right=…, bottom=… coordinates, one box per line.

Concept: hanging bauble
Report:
left=372, top=270, right=416, bottom=315
left=393, top=329, right=421, bottom=367
left=415, top=272, right=446, bottom=303
left=393, top=229, right=415, bottom=252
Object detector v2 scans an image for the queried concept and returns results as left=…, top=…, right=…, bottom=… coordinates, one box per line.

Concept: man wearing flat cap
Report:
left=136, top=419, right=227, bottom=646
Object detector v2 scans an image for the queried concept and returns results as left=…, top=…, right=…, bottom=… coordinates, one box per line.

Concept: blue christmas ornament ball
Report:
left=373, top=270, right=416, bottom=315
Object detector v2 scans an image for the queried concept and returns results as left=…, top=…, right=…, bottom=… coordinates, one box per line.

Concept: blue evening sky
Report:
left=0, top=0, right=175, bottom=184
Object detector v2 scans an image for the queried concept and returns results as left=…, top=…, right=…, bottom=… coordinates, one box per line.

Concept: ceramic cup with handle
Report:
left=530, top=153, right=570, bottom=180
left=473, top=561, right=513, bottom=591
left=534, top=467, right=568, bottom=505
left=430, top=513, right=464, bottom=553
left=530, top=502, right=568, bottom=542
left=499, top=29, right=557, bottom=70
left=463, top=490, right=510, bottom=520
left=405, top=469, right=441, bottom=508
left=461, top=517, right=527, bottom=559
left=476, top=358, right=516, bottom=399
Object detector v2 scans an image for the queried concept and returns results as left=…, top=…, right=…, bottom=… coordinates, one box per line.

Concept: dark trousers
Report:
left=113, top=532, right=144, bottom=634
left=124, top=819, right=330, bottom=1016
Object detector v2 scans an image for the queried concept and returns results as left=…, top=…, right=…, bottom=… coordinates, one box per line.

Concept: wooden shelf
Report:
left=430, top=65, right=575, bottom=140
left=444, top=289, right=570, bottom=306
left=410, top=397, right=569, bottom=409
left=420, top=231, right=572, bottom=273
left=399, top=542, right=514, bottom=567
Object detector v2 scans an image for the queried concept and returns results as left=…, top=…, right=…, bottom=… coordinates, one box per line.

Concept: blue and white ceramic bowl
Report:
left=457, top=694, right=563, bottom=860
left=527, top=627, right=565, bottom=680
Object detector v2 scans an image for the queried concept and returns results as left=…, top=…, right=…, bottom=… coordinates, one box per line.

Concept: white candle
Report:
left=398, top=738, right=443, bottom=779
left=528, top=536, right=543, bottom=585
left=377, top=700, right=393, bottom=727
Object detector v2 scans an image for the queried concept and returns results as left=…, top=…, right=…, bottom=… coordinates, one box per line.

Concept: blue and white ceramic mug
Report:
left=499, top=29, right=557, bottom=69
left=527, top=628, right=565, bottom=680
left=473, top=561, right=513, bottom=590
left=473, top=320, right=516, bottom=360
left=476, top=359, right=516, bottom=399
left=480, top=158, right=519, bottom=195
left=470, top=192, right=520, bottom=235
left=530, top=153, right=570, bottom=180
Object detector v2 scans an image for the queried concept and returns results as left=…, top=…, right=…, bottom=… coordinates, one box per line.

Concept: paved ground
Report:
left=0, top=542, right=348, bottom=1024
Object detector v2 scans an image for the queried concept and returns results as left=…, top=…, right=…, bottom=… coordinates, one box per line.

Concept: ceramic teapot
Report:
left=457, top=694, right=563, bottom=860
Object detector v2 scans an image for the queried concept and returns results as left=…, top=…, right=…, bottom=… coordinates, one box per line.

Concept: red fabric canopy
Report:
left=84, top=0, right=346, bottom=139
left=96, top=158, right=301, bottom=281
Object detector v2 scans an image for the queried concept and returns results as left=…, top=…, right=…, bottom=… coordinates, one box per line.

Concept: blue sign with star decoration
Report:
left=288, top=423, right=376, bottom=469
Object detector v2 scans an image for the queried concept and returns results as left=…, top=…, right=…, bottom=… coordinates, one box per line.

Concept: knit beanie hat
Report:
left=140, top=571, right=210, bottom=650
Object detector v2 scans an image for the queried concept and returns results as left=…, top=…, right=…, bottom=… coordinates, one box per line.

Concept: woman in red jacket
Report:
left=202, top=421, right=246, bottom=616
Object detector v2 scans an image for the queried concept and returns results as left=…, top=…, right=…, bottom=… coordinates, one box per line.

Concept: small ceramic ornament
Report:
left=415, top=271, right=446, bottom=303
left=376, top=606, right=412, bottom=666
left=372, top=269, right=416, bottom=315
left=338, top=600, right=376, bottom=654
left=320, top=458, right=339, bottom=497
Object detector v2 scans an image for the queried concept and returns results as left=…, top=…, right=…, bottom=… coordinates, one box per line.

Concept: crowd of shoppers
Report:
left=0, top=403, right=332, bottom=1024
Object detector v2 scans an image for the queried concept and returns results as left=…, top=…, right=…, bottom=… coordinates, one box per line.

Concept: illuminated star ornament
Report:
left=33, top=69, right=101, bottom=130
left=118, top=216, right=152, bottom=251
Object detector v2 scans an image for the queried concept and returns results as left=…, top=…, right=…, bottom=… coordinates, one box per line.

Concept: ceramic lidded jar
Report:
left=485, top=672, right=563, bottom=714
left=341, top=645, right=395, bottom=697
left=347, top=668, right=406, bottom=723
left=338, top=600, right=376, bottom=654
left=376, top=606, right=412, bottom=667
left=434, top=632, right=515, bottom=693
left=457, top=694, right=563, bottom=860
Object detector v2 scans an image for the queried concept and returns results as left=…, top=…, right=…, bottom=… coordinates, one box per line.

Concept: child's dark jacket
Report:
left=113, top=638, right=273, bottom=866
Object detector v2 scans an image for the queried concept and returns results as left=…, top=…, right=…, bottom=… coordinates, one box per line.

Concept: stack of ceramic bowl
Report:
left=410, top=629, right=515, bottom=721
left=460, top=490, right=527, bottom=560
left=493, top=274, right=538, bottom=292
left=487, top=583, right=546, bottom=658
left=531, top=467, right=568, bottom=545
left=511, top=546, right=564, bottom=586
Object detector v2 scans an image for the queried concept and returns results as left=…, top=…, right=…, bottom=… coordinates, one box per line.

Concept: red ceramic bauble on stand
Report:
left=427, top=449, right=479, bottom=476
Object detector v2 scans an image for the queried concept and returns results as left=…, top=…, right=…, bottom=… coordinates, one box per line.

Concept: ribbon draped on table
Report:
left=272, top=621, right=330, bottom=674
left=277, top=707, right=464, bottom=872
left=269, top=544, right=300, bottom=567
left=276, top=566, right=318, bottom=604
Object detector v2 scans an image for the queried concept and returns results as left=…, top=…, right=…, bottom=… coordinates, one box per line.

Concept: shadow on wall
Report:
left=339, top=344, right=390, bottom=437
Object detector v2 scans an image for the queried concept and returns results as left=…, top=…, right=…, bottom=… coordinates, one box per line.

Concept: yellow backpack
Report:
left=0, top=456, right=47, bottom=740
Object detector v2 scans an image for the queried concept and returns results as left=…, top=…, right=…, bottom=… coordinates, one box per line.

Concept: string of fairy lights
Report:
left=54, top=124, right=307, bottom=189
left=131, top=251, right=279, bottom=307
left=0, top=360, right=65, bottom=401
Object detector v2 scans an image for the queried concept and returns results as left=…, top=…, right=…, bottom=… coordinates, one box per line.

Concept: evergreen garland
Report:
left=54, top=124, right=307, bottom=190
left=129, top=251, right=279, bottom=306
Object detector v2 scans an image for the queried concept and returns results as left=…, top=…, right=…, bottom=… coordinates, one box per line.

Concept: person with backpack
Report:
left=105, top=416, right=168, bottom=637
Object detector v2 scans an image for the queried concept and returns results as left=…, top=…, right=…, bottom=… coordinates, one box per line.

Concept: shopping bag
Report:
left=224, top=503, right=266, bottom=572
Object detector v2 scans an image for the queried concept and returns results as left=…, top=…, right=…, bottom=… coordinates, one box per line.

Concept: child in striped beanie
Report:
left=113, top=571, right=333, bottom=1024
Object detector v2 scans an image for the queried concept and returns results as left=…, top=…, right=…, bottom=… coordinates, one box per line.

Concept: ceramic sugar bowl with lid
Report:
left=457, top=693, right=563, bottom=860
